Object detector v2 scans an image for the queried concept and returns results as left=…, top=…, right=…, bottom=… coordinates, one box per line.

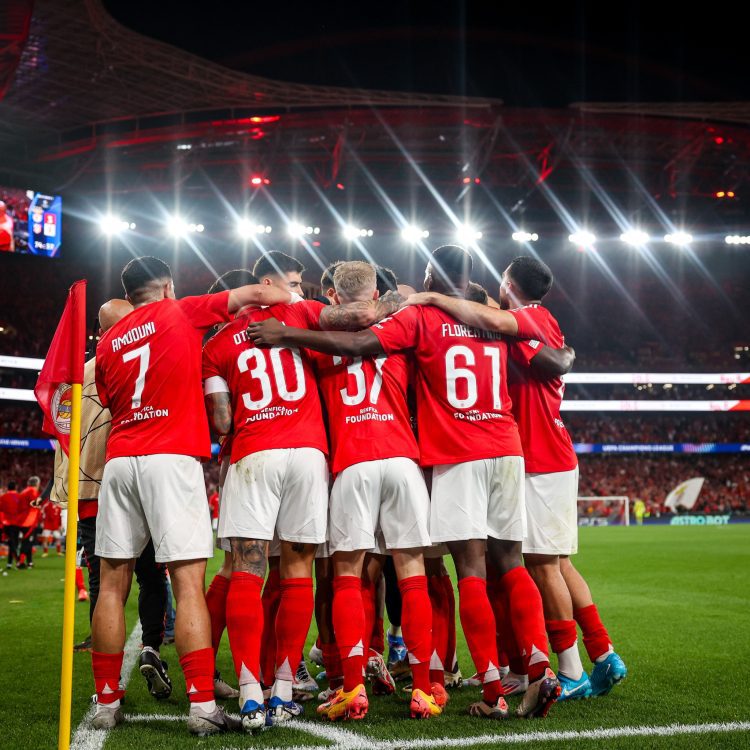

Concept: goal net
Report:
left=577, top=496, right=630, bottom=526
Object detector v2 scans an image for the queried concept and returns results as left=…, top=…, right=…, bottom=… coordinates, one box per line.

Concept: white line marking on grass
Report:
left=70, top=622, right=142, bottom=750
left=215, top=720, right=750, bottom=750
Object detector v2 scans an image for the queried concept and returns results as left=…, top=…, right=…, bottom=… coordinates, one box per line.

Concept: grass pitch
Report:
left=1, top=525, right=749, bottom=750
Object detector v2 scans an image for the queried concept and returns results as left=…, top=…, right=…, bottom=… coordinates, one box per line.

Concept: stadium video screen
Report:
left=0, top=186, right=62, bottom=257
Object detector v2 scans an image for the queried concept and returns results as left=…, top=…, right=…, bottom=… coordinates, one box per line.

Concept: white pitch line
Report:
left=70, top=622, right=143, bottom=750
left=214, top=720, right=750, bottom=750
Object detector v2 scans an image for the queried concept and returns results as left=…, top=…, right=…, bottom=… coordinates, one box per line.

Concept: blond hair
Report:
left=333, top=261, right=377, bottom=302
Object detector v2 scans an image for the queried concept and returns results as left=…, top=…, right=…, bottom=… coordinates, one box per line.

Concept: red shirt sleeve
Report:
left=94, top=353, right=109, bottom=409
left=201, top=338, right=222, bottom=382
left=508, top=305, right=553, bottom=342
left=509, top=338, right=546, bottom=368
left=177, top=291, right=232, bottom=330
left=370, top=307, right=421, bottom=354
left=276, top=300, right=325, bottom=330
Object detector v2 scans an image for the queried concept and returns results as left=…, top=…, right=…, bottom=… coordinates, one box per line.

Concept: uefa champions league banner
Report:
left=573, top=443, right=750, bottom=454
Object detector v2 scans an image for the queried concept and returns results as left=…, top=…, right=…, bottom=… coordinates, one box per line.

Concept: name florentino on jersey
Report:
left=440, top=323, right=503, bottom=340
left=110, top=321, right=156, bottom=352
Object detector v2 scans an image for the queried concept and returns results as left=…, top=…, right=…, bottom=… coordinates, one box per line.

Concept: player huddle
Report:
left=87, top=246, right=626, bottom=736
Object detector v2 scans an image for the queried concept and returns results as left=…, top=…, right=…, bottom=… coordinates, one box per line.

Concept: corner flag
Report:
left=34, top=280, right=87, bottom=750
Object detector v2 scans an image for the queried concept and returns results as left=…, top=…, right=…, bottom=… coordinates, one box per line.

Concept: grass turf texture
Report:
left=1, top=525, right=749, bottom=749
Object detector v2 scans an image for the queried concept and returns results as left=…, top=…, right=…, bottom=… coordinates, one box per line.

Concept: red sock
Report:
left=457, top=576, right=501, bottom=703
left=428, top=575, right=449, bottom=684
left=275, top=578, right=314, bottom=682
left=321, top=642, right=344, bottom=689
left=226, top=572, right=264, bottom=689
left=56, top=541, right=62, bottom=553
left=502, top=566, right=549, bottom=681
left=487, top=568, right=522, bottom=674
left=260, top=567, right=281, bottom=685
left=75, top=567, right=85, bottom=592
left=399, top=575, right=432, bottom=694
left=180, top=647, right=215, bottom=704
left=371, top=616, right=385, bottom=655
left=206, top=574, right=230, bottom=656
left=333, top=576, right=365, bottom=691
left=361, top=579, right=377, bottom=655
left=92, top=651, right=124, bottom=705
left=574, top=604, right=612, bottom=662
left=441, top=574, right=457, bottom=672
left=546, top=619, right=577, bottom=654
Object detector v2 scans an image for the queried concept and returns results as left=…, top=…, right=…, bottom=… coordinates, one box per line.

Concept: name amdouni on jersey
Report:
left=441, top=323, right=503, bottom=340
left=111, top=321, right=156, bottom=352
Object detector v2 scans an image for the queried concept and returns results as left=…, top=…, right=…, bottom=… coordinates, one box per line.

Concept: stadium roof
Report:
left=0, top=0, right=498, bottom=140
left=1, top=0, right=749, bottom=228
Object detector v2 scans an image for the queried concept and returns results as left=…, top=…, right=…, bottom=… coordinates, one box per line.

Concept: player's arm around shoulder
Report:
left=247, top=317, right=383, bottom=357
left=402, top=291, right=520, bottom=335
left=318, top=289, right=405, bottom=331
left=227, top=283, right=292, bottom=313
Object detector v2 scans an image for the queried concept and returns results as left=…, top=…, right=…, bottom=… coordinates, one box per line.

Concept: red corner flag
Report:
left=34, top=280, right=87, bottom=455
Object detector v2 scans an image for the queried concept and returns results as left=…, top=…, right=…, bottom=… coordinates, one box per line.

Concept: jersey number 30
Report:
left=238, top=347, right=306, bottom=410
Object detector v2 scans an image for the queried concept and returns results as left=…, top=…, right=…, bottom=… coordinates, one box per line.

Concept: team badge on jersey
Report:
left=51, top=382, right=73, bottom=435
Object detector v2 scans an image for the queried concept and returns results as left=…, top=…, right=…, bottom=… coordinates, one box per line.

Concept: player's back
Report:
left=202, top=306, right=327, bottom=463
left=96, top=294, right=230, bottom=461
left=507, top=304, right=576, bottom=474
left=0, top=490, right=20, bottom=525
left=313, top=349, right=418, bottom=474
left=373, top=304, right=522, bottom=466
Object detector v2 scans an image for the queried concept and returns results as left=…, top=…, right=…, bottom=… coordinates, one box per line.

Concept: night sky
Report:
left=102, top=1, right=748, bottom=107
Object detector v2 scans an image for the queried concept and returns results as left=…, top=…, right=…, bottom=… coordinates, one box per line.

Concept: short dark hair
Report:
left=121, top=256, right=172, bottom=297
left=375, top=266, right=398, bottom=296
left=7, top=480, right=16, bottom=490
left=465, top=281, right=489, bottom=305
left=208, top=269, right=258, bottom=294
left=320, top=261, right=344, bottom=292
left=430, top=245, right=473, bottom=291
left=507, top=256, right=553, bottom=300
left=253, top=252, right=304, bottom=280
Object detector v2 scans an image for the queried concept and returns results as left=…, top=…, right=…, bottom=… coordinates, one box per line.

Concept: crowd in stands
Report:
left=564, top=413, right=750, bottom=444
left=0, top=448, right=747, bottom=518
left=578, top=454, right=750, bottom=516
left=0, top=252, right=747, bottom=370
left=564, top=383, right=748, bottom=401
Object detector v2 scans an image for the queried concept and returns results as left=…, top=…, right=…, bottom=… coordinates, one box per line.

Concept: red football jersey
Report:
left=17, top=486, right=40, bottom=528
left=371, top=305, right=523, bottom=466
left=96, top=292, right=232, bottom=462
left=201, top=306, right=327, bottom=464
left=507, top=305, right=577, bottom=474
left=275, top=301, right=418, bottom=472
left=42, top=500, right=62, bottom=530
left=0, top=490, right=21, bottom=526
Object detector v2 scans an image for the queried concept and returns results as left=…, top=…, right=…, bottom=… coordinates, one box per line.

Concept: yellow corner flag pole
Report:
left=58, top=382, right=82, bottom=750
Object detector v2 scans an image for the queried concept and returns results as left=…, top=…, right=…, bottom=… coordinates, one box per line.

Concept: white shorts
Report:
left=218, top=448, right=328, bottom=544
left=42, top=528, right=61, bottom=539
left=430, top=456, right=526, bottom=543
left=96, top=454, right=214, bottom=563
left=522, top=467, right=579, bottom=556
left=329, top=457, right=431, bottom=553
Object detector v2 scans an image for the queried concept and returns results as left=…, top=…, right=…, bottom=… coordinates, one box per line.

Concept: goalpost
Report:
left=577, top=496, right=630, bottom=526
